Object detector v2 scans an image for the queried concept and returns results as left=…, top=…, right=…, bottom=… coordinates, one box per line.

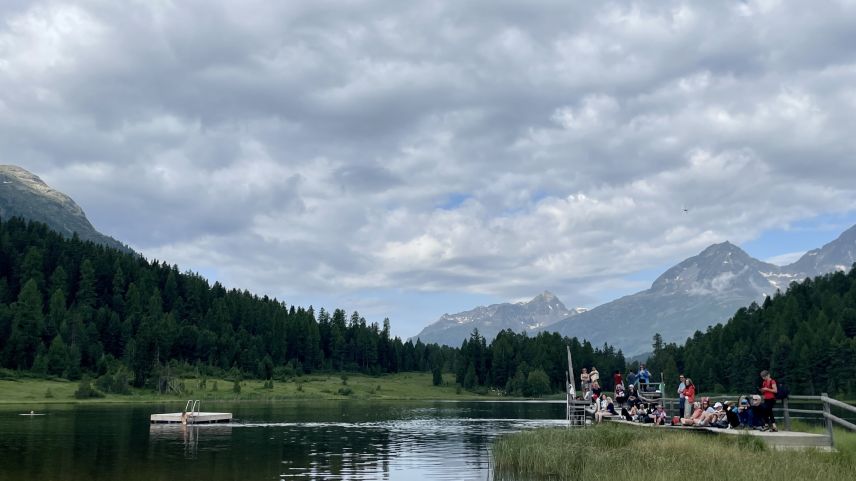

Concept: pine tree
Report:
left=4, top=279, right=44, bottom=369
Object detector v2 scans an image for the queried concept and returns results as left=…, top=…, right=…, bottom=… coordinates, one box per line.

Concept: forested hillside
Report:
left=0, top=217, right=626, bottom=395
left=647, top=265, right=856, bottom=397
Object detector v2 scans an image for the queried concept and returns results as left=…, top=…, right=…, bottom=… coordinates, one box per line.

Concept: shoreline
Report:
left=0, top=373, right=562, bottom=406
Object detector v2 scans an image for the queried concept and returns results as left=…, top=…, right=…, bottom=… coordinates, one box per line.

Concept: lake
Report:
left=0, top=400, right=566, bottom=480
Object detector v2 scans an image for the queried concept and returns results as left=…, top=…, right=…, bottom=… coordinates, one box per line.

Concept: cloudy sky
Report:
left=3, top=0, right=856, bottom=338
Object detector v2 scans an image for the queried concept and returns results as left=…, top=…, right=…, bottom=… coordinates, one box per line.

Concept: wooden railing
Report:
left=647, top=392, right=855, bottom=448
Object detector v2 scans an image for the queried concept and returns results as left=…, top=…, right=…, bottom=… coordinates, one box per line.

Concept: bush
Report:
left=337, top=386, right=353, bottom=396
left=95, top=367, right=132, bottom=395
left=44, top=388, right=54, bottom=399
left=232, top=379, right=241, bottom=395
left=527, top=369, right=551, bottom=397
left=340, top=374, right=348, bottom=385
left=432, top=367, right=443, bottom=386
left=73, top=377, right=104, bottom=399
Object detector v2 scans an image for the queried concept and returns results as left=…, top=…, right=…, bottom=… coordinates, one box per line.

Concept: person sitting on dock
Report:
left=680, top=401, right=704, bottom=426
left=594, top=395, right=616, bottom=423
left=737, top=396, right=752, bottom=427
left=749, top=394, right=765, bottom=429
left=591, top=380, right=602, bottom=404
left=626, top=384, right=639, bottom=407
left=725, top=401, right=741, bottom=428
left=614, top=384, right=627, bottom=405
left=651, top=404, right=668, bottom=425
left=706, top=402, right=729, bottom=428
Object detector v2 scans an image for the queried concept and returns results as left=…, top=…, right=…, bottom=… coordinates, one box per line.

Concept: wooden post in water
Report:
left=822, top=392, right=835, bottom=449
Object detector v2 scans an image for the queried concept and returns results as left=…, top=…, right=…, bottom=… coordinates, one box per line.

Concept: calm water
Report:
left=0, top=400, right=565, bottom=481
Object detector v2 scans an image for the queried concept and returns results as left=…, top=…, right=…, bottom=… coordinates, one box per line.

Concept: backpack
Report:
left=776, top=383, right=790, bottom=400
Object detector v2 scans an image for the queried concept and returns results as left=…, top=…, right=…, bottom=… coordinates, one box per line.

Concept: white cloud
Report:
left=2, top=0, right=856, bottom=336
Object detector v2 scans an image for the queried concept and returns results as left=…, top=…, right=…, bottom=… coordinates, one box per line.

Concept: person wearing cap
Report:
left=701, top=397, right=713, bottom=414
left=707, top=402, right=728, bottom=428
left=737, top=396, right=752, bottom=427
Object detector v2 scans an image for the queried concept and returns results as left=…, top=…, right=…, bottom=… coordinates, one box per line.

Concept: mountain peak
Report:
left=0, top=165, right=132, bottom=253
left=531, top=290, right=557, bottom=302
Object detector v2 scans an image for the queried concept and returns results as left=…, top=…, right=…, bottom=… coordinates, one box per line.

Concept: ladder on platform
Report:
left=566, top=346, right=588, bottom=427
left=183, top=400, right=201, bottom=424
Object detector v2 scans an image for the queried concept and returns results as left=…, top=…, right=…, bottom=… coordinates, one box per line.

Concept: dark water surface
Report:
left=0, top=400, right=565, bottom=480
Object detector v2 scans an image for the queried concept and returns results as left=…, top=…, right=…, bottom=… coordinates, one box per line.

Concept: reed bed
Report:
left=492, top=424, right=855, bottom=481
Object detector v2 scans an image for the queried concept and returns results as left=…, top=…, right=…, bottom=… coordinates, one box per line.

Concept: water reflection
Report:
left=0, top=401, right=565, bottom=481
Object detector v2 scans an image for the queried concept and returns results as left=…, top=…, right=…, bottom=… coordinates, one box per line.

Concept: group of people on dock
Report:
left=580, top=365, right=781, bottom=432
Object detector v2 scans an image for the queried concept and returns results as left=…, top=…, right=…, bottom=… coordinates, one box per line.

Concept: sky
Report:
left=2, top=0, right=856, bottom=339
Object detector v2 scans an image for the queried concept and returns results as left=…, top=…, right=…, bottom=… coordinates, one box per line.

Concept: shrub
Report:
left=338, top=386, right=353, bottom=396
left=44, top=388, right=54, bottom=399
left=73, top=376, right=104, bottom=399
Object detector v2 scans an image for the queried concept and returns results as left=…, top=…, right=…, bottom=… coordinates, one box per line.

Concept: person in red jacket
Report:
left=683, top=378, right=696, bottom=418
left=759, top=370, right=779, bottom=432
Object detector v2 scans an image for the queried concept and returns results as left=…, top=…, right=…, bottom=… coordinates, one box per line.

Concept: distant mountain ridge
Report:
left=413, top=291, right=587, bottom=347
left=0, top=165, right=131, bottom=253
left=544, top=224, right=856, bottom=355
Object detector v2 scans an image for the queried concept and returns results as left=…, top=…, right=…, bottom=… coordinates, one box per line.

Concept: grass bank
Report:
left=0, top=372, right=512, bottom=404
left=492, top=424, right=856, bottom=481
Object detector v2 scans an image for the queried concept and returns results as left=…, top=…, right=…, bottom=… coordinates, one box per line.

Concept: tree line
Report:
left=0, top=217, right=627, bottom=396
left=646, top=265, right=856, bottom=397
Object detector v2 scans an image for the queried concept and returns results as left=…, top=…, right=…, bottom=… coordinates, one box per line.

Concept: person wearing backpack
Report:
left=759, top=370, right=779, bottom=432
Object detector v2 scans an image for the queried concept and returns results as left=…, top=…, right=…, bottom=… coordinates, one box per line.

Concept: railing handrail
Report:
left=821, top=395, right=856, bottom=416
left=824, top=412, right=856, bottom=432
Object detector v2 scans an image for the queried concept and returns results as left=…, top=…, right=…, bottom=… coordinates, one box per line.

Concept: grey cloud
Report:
left=2, top=0, right=856, bottom=334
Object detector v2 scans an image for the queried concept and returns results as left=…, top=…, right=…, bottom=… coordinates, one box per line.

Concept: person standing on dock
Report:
left=636, top=364, right=651, bottom=391
left=683, top=378, right=696, bottom=418
left=613, top=370, right=623, bottom=390
left=759, top=370, right=779, bottom=432
left=580, top=368, right=591, bottom=395
left=677, top=374, right=686, bottom=419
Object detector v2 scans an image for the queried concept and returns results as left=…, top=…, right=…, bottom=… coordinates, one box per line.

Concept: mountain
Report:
left=0, top=165, right=131, bottom=253
left=413, top=291, right=587, bottom=347
left=545, top=226, right=856, bottom=355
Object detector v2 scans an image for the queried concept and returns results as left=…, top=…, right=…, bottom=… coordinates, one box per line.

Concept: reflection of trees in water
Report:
left=279, top=426, right=392, bottom=479
left=0, top=402, right=567, bottom=481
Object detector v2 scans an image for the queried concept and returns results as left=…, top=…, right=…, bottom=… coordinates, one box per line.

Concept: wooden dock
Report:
left=149, top=412, right=232, bottom=424
left=605, top=417, right=832, bottom=451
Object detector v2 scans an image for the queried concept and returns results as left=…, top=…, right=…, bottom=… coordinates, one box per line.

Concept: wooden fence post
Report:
left=822, top=393, right=835, bottom=449
left=782, top=398, right=791, bottom=431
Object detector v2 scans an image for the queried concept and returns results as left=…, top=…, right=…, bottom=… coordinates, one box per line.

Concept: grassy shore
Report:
left=0, top=372, right=508, bottom=404
left=492, top=424, right=856, bottom=481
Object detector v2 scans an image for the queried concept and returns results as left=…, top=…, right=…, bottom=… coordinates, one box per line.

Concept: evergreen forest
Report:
left=0, top=217, right=625, bottom=396
left=646, top=265, right=856, bottom=397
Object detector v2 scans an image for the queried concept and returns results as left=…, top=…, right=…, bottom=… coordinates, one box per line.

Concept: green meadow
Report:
left=492, top=423, right=856, bottom=481
left=0, top=372, right=510, bottom=404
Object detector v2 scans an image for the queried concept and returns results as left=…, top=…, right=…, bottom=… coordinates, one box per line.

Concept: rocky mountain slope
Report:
left=546, top=225, right=856, bottom=355
left=413, top=291, right=586, bottom=347
left=0, top=165, right=131, bottom=253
